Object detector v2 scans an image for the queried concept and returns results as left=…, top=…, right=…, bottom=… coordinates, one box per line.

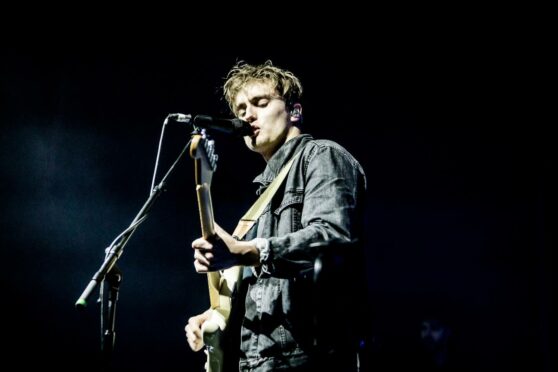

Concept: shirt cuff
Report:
left=251, top=238, right=271, bottom=276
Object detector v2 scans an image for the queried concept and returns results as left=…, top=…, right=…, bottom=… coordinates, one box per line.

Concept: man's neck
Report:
left=262, top=126, right=302, bottom=162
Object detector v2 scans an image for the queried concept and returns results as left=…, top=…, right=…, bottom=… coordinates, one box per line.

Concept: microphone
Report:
left=194, top=115, right=252, bottom=136
left=167, top=113, right=252, bottom=136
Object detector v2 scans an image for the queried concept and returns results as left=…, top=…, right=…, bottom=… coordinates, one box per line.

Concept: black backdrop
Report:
left=1, top=45, right=553, bottom=371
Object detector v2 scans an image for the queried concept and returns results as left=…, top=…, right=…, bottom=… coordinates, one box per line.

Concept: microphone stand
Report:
left=100, top=263, right=121, bottom=369
left=75, top=137, right=192, bottom=369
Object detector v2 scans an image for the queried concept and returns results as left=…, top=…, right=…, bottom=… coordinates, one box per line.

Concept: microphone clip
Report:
left=167, top=113, right=192, bottom=123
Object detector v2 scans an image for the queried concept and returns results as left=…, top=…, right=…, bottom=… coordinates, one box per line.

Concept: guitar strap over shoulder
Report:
left=232, top=149, right=303, bottom=239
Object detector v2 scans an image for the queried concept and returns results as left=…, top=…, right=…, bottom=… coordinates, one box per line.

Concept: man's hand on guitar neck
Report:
left=192, top=222, right=261, bottom=273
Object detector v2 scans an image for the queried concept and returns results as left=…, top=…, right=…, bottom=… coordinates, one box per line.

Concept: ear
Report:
left=289, top=103, right=303, bottom=124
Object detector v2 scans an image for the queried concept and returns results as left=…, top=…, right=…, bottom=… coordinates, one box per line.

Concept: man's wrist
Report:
left=252, top=238, right=269, bottom=267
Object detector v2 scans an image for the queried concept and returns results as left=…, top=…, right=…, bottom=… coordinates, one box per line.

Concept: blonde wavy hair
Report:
left=223, top=60, right=303, bottom=115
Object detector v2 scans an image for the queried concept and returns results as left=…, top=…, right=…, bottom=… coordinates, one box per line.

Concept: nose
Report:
left=244, top=105, right=256, bottom=122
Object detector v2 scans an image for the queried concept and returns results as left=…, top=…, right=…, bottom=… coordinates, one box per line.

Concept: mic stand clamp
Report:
left=100, top=263, right=122, bottom=366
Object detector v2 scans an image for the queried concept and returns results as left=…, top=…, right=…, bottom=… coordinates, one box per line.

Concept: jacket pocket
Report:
left=273, top=192, right=304, bottom=233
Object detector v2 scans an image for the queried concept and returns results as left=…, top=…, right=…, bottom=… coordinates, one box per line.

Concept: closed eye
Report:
left=256, top=98, right=269, bottom=107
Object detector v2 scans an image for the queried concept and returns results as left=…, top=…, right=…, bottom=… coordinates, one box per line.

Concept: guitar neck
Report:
left=190, top=133, right=227, bottom=372
left=196, top=183, right=215, bottom=238
left=195, top=181, right=221, bottom=311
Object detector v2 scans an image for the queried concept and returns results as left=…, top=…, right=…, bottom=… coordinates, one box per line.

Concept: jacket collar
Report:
left=253, top=134, right=313, bottom=188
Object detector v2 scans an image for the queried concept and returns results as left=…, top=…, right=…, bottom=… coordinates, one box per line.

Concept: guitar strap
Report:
left=233, top=150, right=303, bottom=239
left=207, top=149, right=304, bottom=311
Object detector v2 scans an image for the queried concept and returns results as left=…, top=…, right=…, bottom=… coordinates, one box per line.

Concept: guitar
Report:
left=189, top=131, right=242, bottom=372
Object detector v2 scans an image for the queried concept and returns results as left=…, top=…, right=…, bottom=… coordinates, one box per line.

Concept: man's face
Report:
left=234, top=81, right=291, bottom=160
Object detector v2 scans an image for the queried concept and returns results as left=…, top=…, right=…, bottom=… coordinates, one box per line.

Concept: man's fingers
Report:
left=194, top=259, right=208, bottom=273
left=194, top=249, right=211, bottom=266
left=185, top=324, right=204, bottom=352
left=192, top=238, right=213, bottom=250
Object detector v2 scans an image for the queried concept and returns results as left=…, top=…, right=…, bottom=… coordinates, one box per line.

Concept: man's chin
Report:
left=245, top=137, right=259, bottom=152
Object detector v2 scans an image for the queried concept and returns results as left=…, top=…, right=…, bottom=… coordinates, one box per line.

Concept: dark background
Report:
left=1, top=41, right=553, bottom=371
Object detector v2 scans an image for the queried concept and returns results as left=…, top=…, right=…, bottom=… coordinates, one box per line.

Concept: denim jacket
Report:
left=237, top=134, right=367, bottom=371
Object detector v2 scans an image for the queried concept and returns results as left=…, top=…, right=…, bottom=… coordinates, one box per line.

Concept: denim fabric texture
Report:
left=237, top=134, right=366, bottom=371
